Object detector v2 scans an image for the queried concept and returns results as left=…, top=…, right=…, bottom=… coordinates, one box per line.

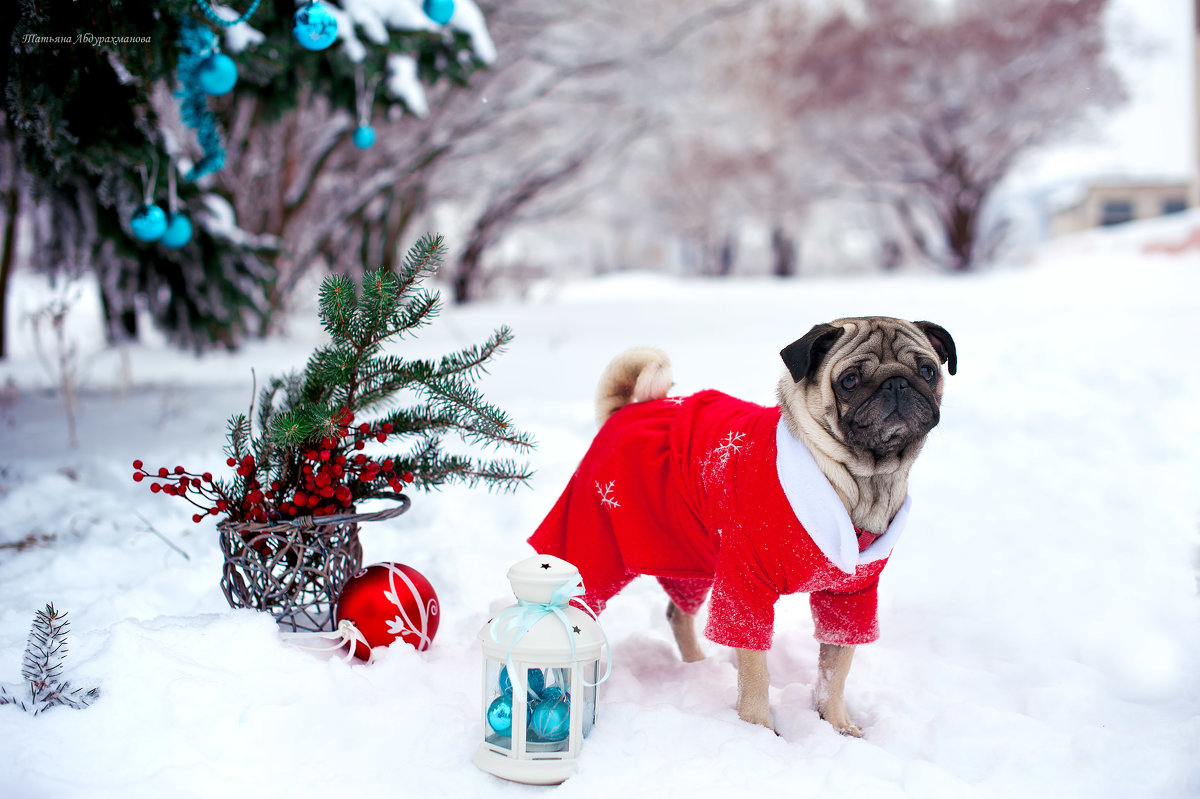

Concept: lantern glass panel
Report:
left=581, top=660, right=597, bottom=738
left=483, top=658, right=512, bottom=751
left=527, top=667, right=571, bottom=755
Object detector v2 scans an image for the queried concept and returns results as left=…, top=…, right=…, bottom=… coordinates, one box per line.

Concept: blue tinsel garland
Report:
left=176, top=18, right=225, bottom=181
left=195, top=0, right=263, bottom=28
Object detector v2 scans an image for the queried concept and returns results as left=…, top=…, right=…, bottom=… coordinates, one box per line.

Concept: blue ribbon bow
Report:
left=489, top=575, right=611, bottom=699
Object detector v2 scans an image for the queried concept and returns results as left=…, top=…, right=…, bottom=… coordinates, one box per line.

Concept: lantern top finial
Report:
left=507, top=554, right=580, bottom=604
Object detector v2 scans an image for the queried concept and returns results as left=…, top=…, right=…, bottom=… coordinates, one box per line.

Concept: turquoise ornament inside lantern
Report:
left=474, top=555, right=609, bottom=785
left=487, top=695, right=514, bottom=737
left=529, top=694, right=571, bottom=742
left=499, top=665, right=544, bottom=699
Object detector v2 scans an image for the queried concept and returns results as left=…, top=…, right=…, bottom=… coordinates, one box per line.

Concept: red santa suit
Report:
left=528, top=390, right=911, bottom=650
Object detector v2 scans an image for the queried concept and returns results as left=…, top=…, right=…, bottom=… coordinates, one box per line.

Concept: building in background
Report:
left=1048, top=1, right=1197, bottom=237
left=1050, top=179, right=1191, bottom=236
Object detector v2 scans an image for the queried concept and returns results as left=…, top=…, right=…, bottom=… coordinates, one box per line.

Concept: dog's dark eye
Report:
left=919, top=364, right=936, bottom=383
left=839, top=373, right=859, bottom=391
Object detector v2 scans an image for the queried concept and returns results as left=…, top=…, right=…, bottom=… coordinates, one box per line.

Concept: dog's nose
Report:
left=881, top=376, right=909, bottom=394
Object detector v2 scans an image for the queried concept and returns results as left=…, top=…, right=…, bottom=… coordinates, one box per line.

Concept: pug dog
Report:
left=528, top=317, right=956, bottom=735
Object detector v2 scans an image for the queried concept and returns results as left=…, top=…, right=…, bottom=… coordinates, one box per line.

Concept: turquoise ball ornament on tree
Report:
left=130, top=204, right=168, bottom=242
left=294, top=1, right=339, bottom=51
left=424, top=0, right=455, bottom=25
left=160, top=213, right=193, bottom=249
left=352, top=125, right=376, bottom=150
left=197, top=52, right=238, bottom=96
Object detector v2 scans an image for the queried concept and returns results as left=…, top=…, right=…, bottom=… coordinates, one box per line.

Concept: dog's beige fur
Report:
left=778, top=319, right=947, bottom=535
left=595, top=319, right=952, bottom=736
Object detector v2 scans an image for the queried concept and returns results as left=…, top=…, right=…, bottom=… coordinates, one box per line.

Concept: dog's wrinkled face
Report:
left=780, top=318, right=956, bottom=470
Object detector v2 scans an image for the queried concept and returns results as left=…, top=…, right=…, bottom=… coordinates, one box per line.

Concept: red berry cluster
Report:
left=278, top=416, right=414, bottom=519
left=224, top=452, right=272, bottom=523
left=133, top=407, right=415, bottom=524
left=131, top=459, right=228, bottom=523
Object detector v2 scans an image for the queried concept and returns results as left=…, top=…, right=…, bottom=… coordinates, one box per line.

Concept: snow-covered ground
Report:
left=1, top=215, right=1198, bottom=798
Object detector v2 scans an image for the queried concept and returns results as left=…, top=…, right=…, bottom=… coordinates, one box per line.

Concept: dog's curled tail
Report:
left=594, top=348, right=673, bottom=426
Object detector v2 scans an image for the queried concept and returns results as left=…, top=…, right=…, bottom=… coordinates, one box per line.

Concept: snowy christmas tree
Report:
left=0, top=0, right=495, bottom=356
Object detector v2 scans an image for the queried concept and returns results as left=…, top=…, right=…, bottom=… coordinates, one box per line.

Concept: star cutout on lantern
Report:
left=572, top=626, right=581, bottom=634
left=541, top=563, right=552, bottom=570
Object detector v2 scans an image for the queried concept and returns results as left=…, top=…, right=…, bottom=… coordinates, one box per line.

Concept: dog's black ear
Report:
left=780, top=324, right=843, bottom=383
left=914, top=321, right=957, bottom=376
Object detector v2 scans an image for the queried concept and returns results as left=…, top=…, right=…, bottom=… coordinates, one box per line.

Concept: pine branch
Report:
left=356, top=270, right=403, bottom=354
left=389, top=289, right=441, bottom=340
left=381, top=408, right=459, bottom=435
left=298, top=345, right=356, bottom=406
left=0, top=686, right=30, bottom=713
left=268, top=404, right=338, bottom=447
left=368, top=406, right=532, bottom=454
left=417, top=372, right=535, bottom=450
left=225, top=414, right=251, bottom=461
left=144, top=236, right=533, bottom=523
left=433, top=326, right=514, bottom=381
left=4, top=604, right=99, bottom=716
left=378, top=355, right=536, bottom=453
left=318, top=273, right=358, bottom=344
left=256, top=378, right=285, bottom=434
left=408, top=452, right=533, bottom=492
left=462, top=458, right=536, bottom=491
left=41, top=682, right=100, bottom=712
left=23, top=603, right=68, bottom=691
left=394, top=234, right=446, bottom=302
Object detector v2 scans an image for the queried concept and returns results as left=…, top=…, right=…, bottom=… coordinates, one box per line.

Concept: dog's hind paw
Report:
left=818, top=704, right=863, bottom=738
left=665, top=602, right=706, bottom=662
left=833, top=720, right=864, bottom=738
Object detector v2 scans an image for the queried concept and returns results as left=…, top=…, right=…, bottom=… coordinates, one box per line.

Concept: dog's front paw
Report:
left=735, top=648, right=777, bottom=734
left=818, top=700, right=863, bottom=738
left=737, top=703, right=776, bottom=734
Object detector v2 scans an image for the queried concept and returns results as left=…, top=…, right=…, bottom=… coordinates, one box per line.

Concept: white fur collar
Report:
left=775, top=419, right=910, bottom=575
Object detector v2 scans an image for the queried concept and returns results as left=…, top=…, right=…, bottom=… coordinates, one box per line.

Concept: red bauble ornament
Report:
left=335, top=563, right=440, bottom=659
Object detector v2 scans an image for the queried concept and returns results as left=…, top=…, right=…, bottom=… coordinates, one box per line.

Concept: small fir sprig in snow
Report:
left=0, top=604, right=99, bottom=715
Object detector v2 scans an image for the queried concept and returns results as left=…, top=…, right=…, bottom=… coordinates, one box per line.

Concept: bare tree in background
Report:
left=426, top=0, right=757, bottom=301
left=646, top=141, right=761, bottom=277
left=416, top=0, right=649, bottom=303
left=754, top=0, right=1125, bottom=271
left=201, top=0, right=760, bottom=312
left=617, top=1, right=847, bottom=279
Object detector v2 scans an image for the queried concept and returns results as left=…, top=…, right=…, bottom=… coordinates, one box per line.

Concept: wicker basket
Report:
left=217, top=497, right=411, bottom=632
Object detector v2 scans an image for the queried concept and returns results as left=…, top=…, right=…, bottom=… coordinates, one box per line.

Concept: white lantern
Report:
left=473, top=554, right=608, bottom=785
